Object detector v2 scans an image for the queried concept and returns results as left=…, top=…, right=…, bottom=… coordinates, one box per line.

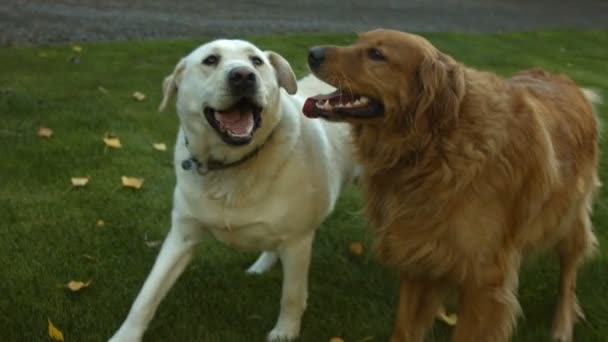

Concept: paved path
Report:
left=1, top=0, right=606, bottom=46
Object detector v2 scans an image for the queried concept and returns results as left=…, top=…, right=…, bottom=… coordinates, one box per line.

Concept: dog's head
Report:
left=160, top=39, right=297, bottom=146
left=303, top=29, right=465, bottom=133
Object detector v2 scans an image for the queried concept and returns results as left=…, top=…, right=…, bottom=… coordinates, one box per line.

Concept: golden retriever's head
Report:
left=303, top=29, right=465, bottom=132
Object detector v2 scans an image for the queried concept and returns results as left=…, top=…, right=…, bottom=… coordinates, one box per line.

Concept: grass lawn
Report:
left=1, top=30, right=607, bottom=342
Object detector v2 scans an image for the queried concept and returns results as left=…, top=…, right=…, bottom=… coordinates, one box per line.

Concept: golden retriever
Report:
left=302, top=29, right=600, bottom=342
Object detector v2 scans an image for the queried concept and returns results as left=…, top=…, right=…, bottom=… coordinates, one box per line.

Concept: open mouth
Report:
left=302, top=90, right=383, bottom=120
left=204, top=98, right=262, bottom=146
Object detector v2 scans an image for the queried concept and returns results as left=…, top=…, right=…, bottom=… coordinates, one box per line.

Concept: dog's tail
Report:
left=582, top=87, right=603, bottom=137
left=296, top=74, right=335, bottom=99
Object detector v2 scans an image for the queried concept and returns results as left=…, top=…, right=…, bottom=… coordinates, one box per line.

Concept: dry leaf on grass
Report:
left=152, top=143, right=167, bottom=151
left=82, top=254, right=97, bottom=261
left=437, top=306, right=458, bottom=326
left=96, top=220, right=105, bottom=228
left=144, top=233, right=162, bottom=248
left=122, top=176, right=144, bottom=189
left=71, top=45, right=82, bottom=53
left=71, top=177, right=90, bottom=187
left=66, top=280, right=92, bottom=292
left=132, top=91, right=146, bottom=101
left=48, top=318, right=64, bottom=341
left=329, top=338, right=345, bottom=342
left=103, top=134, right=122, bottom=148
left=145, top=240, right=162, bottom=248
left=37, top=127, right=53, bottom=138
left=349, top=242, right=364, bottom=256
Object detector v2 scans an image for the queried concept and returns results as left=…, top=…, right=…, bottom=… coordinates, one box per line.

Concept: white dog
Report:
left=109, top=39, right=356, bottom=341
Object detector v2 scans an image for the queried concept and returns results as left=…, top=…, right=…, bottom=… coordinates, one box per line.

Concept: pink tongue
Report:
left=215, top=110, right=254, bottom=135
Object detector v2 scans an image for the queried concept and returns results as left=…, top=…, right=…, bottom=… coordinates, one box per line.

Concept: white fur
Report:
left=109, top=40, right=356, bottom=341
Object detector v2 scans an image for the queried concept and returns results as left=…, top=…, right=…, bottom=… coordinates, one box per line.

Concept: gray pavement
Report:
left=0, top=0, right=607, bottom=46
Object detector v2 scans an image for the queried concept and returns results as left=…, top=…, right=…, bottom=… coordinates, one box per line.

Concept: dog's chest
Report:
left=177, top=182, right=299, bottom=251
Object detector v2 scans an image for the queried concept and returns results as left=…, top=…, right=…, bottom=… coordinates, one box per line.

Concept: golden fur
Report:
left=310, top=29, right=600, bottom=341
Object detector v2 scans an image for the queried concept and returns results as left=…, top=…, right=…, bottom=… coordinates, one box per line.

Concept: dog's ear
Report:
left=266, top=51, right=297, bottom=95
left=158, top=58, right=186, bottom=112
left=415, top=52, right=465, bottom=131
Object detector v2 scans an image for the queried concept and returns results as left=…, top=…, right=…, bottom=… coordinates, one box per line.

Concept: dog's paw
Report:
left=267, top=327, right=299, bottom=342
left=245, top=264, right=266, bottom=275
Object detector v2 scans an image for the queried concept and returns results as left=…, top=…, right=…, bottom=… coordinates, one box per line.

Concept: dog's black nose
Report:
left=228, top=67, right=256, bottom=95
left=308, top=47, right=325, bottom=70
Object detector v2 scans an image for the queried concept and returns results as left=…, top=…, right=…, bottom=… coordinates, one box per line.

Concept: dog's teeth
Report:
left=353, top=99, right=361, bottom=106
left=360, top=96, right=369, bottom=104
left=344, top=102, right=353, bottom=108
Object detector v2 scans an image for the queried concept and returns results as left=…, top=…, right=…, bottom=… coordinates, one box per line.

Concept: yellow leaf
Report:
left=72, top=45, right=82, bottom=53
left=132, top=91, right=146, bottom=101
left=122, top=176, right=144, bottom=189
left=71, top=177, right=90, bottom=187
left=48, top=318, right=64, bottom=341
left=349, top=242, right=363, bottom=256
left=37, top=127, right=53, bottom=138
left=329, top=338, right=344, bottom=342
left=152, top=143, right=167, bottom=151
left=103, top=135, right=122, bottom=148
left=437, top=306, right=458, bottom=326
left=66, top=280, right=92, bottom=292
left=96, top=220, right=105, bottom=228
left=82, top=254, right=97, bottom=261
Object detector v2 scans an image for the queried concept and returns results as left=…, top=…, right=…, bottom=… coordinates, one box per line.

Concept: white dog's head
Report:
left=159, top=39, right=297, bottom=148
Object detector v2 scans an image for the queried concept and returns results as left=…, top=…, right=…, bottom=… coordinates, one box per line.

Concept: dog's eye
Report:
left=202, top=55, right=219, bottom=66
left=368, top=48, right=385, bottom=61
left=251, top=56, right=264, bottom=66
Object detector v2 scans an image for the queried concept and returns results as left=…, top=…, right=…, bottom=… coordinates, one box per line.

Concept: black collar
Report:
left=181, top=132, right=269, bottom=175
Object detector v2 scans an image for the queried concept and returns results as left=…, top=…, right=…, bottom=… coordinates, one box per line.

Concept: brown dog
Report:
left=303, top=29, right=600, bottom=342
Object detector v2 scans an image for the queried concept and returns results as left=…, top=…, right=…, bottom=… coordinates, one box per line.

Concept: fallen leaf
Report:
left=437, top=306, right=458, bottom=326
left=132, top=91, right=146, bottom=101
left=152, top=143, right=167, bottom=151
left=103, top=134, right=122, bottom=148
left=98, top=86, right=108, bottom=94
left=349, top=242, right=363, bottom=256
left=82, top=254, right=97, bottom=261
left=145, top=240, right=162, bottom=248
left=37, top=127, right=53, bottom=138
left=66, top=280, right=92, bottom=292
left=72, top=45, right=82, bottom=53
left=329, top=338, right=344, bottom=342
left=48, top=318, right=64, bottom=341
left=122, top=176, right=144, bottom=189
left=71, top=177, right=90, bottom=187
left=96, top=220, right=105, bottom=228
left=38, top=52, right=48, bottom=57
left=144, top=233, right=162, bottom=247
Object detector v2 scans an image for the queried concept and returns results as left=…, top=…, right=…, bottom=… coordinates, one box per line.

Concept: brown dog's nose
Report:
left=308, top=47, right=325, bottom=70
left=228, top=67, right=257, bottom=95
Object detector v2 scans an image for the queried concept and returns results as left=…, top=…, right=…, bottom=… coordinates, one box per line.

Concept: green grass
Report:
left=1, top=30, right=607, bottom=342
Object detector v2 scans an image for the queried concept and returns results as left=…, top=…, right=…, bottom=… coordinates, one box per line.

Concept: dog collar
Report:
left=181, top=133, right=269, bottom=175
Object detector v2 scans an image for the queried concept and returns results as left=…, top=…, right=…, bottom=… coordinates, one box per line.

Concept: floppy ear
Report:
left=415, top=52, right=465, bottom=131
left=266, top=51, right=297, bottom=95
left=158, top=59, right=186, bottom=112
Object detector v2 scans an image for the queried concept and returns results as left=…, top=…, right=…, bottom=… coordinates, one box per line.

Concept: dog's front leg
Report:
left=109, top=213, right=206, bottom=342
left=267, top=233, right=315, bottom=341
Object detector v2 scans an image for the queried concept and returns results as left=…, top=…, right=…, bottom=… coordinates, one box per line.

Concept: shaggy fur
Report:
left=308, top=29, right=600, bottom=341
